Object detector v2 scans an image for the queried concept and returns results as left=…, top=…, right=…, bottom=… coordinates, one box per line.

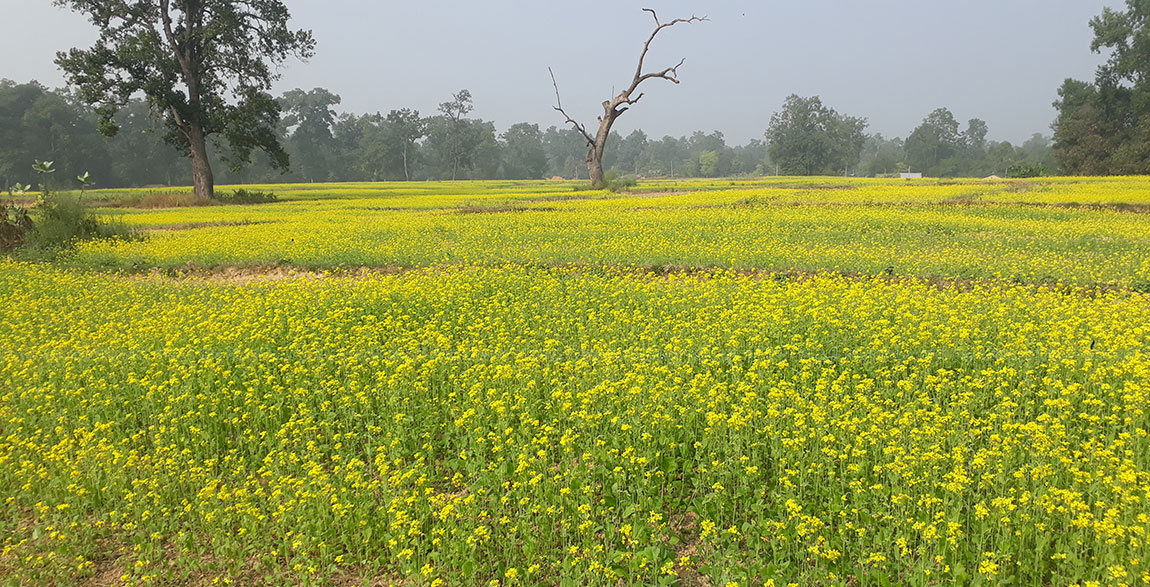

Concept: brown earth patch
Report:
left=332, top=568, right=411, bottom=587
left=143, top=220, right=274, bottom=232
left=525, top=194, right=593, bottom=203
left=82, top=555, right=125, bottom=587
left=453, top=203, right=557, bottom=214
left=106, top=259, right=1148, bottom=297
left=668, top=511, right=709, bottom=586
left=136, top=263, right=414, bottom=284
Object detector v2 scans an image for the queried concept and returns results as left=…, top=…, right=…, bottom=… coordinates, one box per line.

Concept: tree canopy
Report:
left=765, top=95, right=867, bottom=175
left=1053, top=0, right=1150, bottom=174
left=54, top=0, right=315, bottom=198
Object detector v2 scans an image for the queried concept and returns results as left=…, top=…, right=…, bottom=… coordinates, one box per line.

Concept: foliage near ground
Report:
left=1, top=177, right=1149, bottom=586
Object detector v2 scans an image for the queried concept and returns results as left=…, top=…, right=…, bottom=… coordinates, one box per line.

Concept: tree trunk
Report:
left=402, top=144, right=410, bottom=181
left=586, top=146, right=606, bottom=189
left=188, top=124, right=214, bottom=200
left=585, top=114, right=614, bottom=189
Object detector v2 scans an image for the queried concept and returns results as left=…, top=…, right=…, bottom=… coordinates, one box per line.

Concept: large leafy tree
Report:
left=904, top=108, right=962, bottom=174
left=433, top=89, right=475, bottom=181
left=54, top=0, right=315, bottom=199
left=765, top=95, right=867, bottom=175
left=542, top=126, right=589, bottom=179
left=280, top=87, right=341, bottom=182
left=1053, top=0, right=1150, bottom=174
left=356, top=111, right=427, bottom=181
left=500, top=123, right=547, bottom=180
left=1052, top=80, right=1119, bottom=174
left=105, top=98, right=188, bottom=186
left=424, top=91, right=500, bottom=180
left=964, top=118, right=989, bottom=151
left=385, top=108, right=427, bottom=181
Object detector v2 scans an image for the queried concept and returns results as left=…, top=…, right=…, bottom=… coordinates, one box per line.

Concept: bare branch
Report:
left=636, top=57, right=687, bottom=87
left=549, top=66, right=595, bottom=145
left=546, top=9, right=704, bottom=187
left=631, top=10, right=707, bottom=95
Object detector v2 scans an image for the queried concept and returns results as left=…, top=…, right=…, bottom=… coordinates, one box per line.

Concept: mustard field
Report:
left=71, top=177, right=1150, bottom=288
left=2, top=176, right=1150, bottom=586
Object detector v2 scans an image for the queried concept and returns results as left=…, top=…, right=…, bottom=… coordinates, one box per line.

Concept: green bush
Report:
left=571, top=172, right=639, bottom=192
left=1005, top=164, right=1047, bottom=178
left=603, top=170, right=638, bottom=192
left=18, top=194, right=138, bottom=258
left=0, top=204, right=34, bottom=252
left=214, top=189, right=278, bottom=204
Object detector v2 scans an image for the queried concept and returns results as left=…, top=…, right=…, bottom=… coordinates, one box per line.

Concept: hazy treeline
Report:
left=1, top=79, right=1054, bottom=189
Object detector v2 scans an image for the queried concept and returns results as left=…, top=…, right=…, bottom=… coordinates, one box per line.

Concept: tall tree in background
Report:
left=355, top=113, right=391, bottom=181
left=105, top=99, right=187, bottom=186
left=54, top=0, right=315, bottom=199
left=0, top=81, right=108, bottom=190
left=904, top=108, right=962, bottom=174
left=432, top=90, right=476, bottom=180
left=765, top=95, right=867, bottom=175
left=280, top=88, right=341, bottom=182
left=688, top=130, right=730, bottom=177
left=614, top=130, right=649, bottom=175
left=542, top=126, right=588, bottom=179
left=501, top=123, right=547, bottom=180
left=964, top=118, right=989, bottom=151
left=549, top=9, right=706, bottom=189
left=386, top=109, right=427, bottom=181
left=1053, top=0, right=1150, bottom=174
left=1052, top=80, right=1121, bottom=174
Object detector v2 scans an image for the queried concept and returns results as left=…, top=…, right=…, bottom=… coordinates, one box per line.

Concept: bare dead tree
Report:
left=550, top=8, right=706, bottom=189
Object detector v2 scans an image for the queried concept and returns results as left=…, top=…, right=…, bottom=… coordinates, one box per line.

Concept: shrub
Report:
left=215, top=189, right=278, bottom=204
left=0, top=203, right=34, bottom=252
left=1005, top=164, right=1047, bottom=178
left=128, top=190, right=213, bottom=208
left=19, top=193, right=138, bottom=257
left=571, top=172, right=639, bottom=192
left=603, top=170, right=638, bottom=192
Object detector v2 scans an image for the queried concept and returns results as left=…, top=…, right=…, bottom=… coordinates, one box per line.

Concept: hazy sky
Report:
left=0, top=0, right=1121, bottom=145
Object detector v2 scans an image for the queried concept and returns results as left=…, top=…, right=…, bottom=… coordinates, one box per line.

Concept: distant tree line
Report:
left=1, top=78, right=1056, bottom=190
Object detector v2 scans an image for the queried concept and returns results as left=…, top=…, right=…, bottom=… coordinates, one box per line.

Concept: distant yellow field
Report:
left=69, top=176, right=1150, bottom=288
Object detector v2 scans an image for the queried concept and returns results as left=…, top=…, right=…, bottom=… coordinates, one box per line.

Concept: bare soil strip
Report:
left=112, top=261, right=1150, bottom=297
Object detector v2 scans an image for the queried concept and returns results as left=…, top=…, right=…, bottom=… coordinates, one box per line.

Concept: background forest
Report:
left=0, top=80, right=1058, bottom=189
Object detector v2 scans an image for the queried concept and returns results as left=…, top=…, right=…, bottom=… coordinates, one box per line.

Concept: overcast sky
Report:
left=0, top=0, right=1120, bottom=145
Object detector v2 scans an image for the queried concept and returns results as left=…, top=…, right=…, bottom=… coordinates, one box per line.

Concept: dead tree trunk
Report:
left=550, top=9, right=705, bottom=189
